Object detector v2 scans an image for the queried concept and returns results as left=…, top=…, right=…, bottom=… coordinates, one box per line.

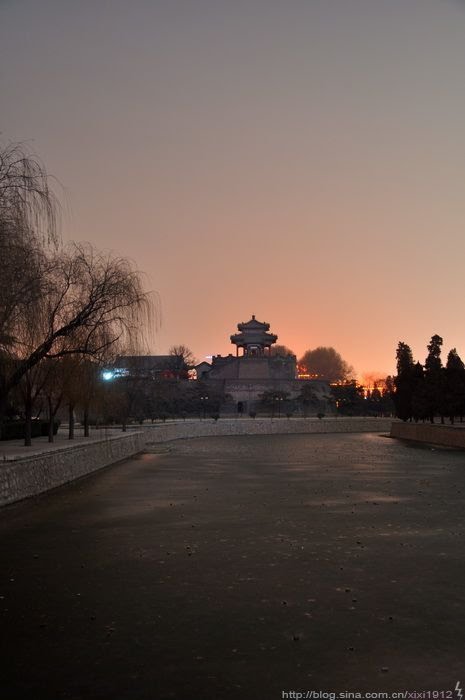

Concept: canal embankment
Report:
left=0, top=431, right=145, bottom=507
left=390, top=420, right=465, bottom=449
left=1, top=417, right=393, bottom=506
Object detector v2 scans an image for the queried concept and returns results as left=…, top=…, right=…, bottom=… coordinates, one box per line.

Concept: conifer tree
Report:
left=423, top=335, right=444, bottom=423
left=411, top=361, right=427, bottom=422
left=445, top=349, right=465, bottom=424
left=394, top=342, right=415, bottom=421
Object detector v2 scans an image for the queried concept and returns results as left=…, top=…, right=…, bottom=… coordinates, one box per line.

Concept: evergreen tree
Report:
left=445, top=349, right=465, bottom=424
left=381, top=376, right=396, bottom=416
left=411, top=362, right=427, bottom=421
left=424, top=334, right=444, bottom=423
left=394, top=342, right=415, bottom=421
left=331, top=381, right=365, bottom=416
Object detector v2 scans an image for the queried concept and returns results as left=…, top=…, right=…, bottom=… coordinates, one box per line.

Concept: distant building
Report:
left=195, top=315, right=332, bottom=414
left=194, top=361, right=213, bottom=380
left=109, top=355, right=187, bottom=380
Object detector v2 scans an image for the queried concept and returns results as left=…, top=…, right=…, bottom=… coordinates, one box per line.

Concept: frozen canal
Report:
left=1, top=433, right=465, bottom=698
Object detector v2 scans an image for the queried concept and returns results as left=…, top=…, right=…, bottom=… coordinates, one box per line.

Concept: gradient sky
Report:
left=2, top=0, right=465, bottom=377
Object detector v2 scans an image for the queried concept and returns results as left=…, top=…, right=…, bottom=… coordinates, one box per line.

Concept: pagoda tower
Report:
left=230, top=315, right=278, bottom=357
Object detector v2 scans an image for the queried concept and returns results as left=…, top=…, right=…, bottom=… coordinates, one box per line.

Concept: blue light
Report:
left=102, top=370, right=114, bottom=381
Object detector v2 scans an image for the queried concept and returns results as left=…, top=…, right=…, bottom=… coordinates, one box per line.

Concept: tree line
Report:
left=394, top=335, right=465, bottom=423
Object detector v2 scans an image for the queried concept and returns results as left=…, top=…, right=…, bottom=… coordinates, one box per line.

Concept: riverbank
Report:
left=142, top=416, right=394, bottom=443
left=390, top=420, right=465, bottom=449
left=1, top=417, right=393, bottom=507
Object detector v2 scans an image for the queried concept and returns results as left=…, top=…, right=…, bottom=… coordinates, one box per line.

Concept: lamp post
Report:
left=271, top=394, right=284, bottom=419
left=200, top=395, right=208, bottom=420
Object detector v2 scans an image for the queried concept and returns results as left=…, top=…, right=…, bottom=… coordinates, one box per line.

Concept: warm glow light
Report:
left=3, top=3, right=465, bottom=379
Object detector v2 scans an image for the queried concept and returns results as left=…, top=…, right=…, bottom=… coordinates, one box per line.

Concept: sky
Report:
left=2, top=0, right=465, bottom=378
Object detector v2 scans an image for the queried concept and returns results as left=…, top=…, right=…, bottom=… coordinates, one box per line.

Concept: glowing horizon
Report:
left=2, top=0, right=465, bottom=379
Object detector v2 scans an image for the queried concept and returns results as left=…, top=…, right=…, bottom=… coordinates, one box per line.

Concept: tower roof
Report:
left=236, top=314, right=270, bottom=332
left=230, top=315, right=277, bottom=350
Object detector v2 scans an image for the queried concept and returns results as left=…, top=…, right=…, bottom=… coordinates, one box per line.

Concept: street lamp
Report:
left=200, top=395, right=209, bottom=419
left=271, top=394, right=284, bottom=419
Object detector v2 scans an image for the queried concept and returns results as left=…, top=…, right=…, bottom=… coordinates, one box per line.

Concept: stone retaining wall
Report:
left=0, top=432, right=145, bottom=507
left=390, top=421, right=465, bottom=449
left=143, top=417, right=393, bottom=443
left=1, top=418, right=394, bottom=507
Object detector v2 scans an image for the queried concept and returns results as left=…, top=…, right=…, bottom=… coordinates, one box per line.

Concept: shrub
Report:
left=40, top=420, right=60, bottom=436
left=1, top=420, right=60, bottom=441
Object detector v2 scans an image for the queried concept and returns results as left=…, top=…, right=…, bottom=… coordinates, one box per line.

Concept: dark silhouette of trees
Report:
left=259, top=389, right=290, bottom=416
left=331, top=381, right=365, bottom=415
left=299, top=347, right=353, bottom=383
left=299, top=383, right=321, bottom=416
left=270, top=345, right=294, bottom=357
left=423, top=335, right=444, bottom=423
left=2, top=244, right=154, bottom=414
left=168, top=345, right=196, bottom=377
left=393, top=342, right=416, bottom=421
left=410, top=362, right=427, bottom=422
left=0, top=141, right=59, bottom=246
left=0, top=143, right=59, bottom=343
left=0, top=141, right=155, bottom=442
left=393, top=335, right=465, bottom=423
left=444, top=349, right=465, bottom=424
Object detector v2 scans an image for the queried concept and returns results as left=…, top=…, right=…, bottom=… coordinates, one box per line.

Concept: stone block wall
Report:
left=1, top=418, right=394, bottom=508
left=143, top=417, right=393, bottom=443
left=390, top=421, right=465, bottom=449
left=0, top=432, right=145, bottom=507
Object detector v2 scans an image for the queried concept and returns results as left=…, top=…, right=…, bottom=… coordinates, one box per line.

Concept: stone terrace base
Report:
left=390, top=421, right=465, bottom=449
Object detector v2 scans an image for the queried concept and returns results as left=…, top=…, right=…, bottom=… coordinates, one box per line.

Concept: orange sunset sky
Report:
left=2, top=0, right=465, bottom=378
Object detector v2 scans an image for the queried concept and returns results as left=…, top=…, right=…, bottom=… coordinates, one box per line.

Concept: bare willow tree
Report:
left=0, top=141, right=60, bottom=425
left=3, top=243, right=155, bottom=403
left=0, top=141, right=59, bottom=353
left=0, top=142, right=156, bottom=440
left=0, top=141, right=59, bottom=243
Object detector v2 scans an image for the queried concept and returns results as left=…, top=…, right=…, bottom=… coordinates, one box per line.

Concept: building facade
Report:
left=196, top=316, right=332, bottom=415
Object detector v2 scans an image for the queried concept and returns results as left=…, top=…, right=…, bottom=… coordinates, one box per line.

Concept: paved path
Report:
left=1, top=433, right=464, bottom=699
left=0, top=427, right=122, bottom=461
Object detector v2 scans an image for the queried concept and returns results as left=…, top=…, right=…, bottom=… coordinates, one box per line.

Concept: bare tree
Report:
left=299, top=347, right=354, bottom=383
left=0, top=141, right=59, bottom=245
left=0, top=141, right=59, bottom=346
left=17, top=363, right=47, bottom=446
left=0, top=141, right=60, bottom=425
left=2, top=243, right=155, bottom=405
left=61, top=355, right=87, bottom=440
left=75, top=359, right=103, bottom=437
left=269, top=344, right=294, bottom=357
left=10, top=281, right=52, bottom=445
left=0, top=142, right=156, bottom=443
left=169, top=344, right=196, bottom=369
